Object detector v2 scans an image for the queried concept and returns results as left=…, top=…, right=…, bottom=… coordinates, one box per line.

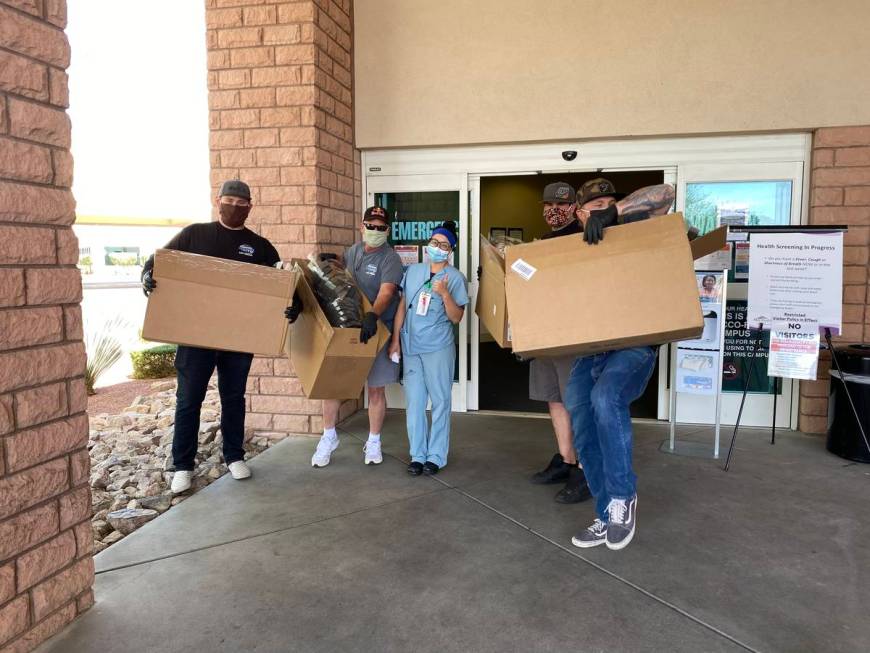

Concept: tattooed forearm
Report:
left=616, top=184, right=675, bottom=219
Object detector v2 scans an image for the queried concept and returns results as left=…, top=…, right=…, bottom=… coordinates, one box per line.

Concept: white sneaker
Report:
left=170, top=470, right=192, bottom=494
left=364, top=440, right=383, bottom=465
left=311, top=434, right=339, bottom=467
left=228, top=460, right=251, bottom=480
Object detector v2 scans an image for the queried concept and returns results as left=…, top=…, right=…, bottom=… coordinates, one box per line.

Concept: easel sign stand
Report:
left=723, top=225, right=854, bottom=471
left=665, top=269, right=728, bottom=459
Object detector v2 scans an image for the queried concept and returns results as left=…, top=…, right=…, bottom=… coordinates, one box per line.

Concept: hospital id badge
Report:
left=416, top=291, right=431, bottom=316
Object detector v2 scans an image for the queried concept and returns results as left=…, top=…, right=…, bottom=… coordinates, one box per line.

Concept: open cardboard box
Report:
left=285, top=261, right=390, bottom=400
left=475, top=237, right=511, bottom=348
left=143, top=249, right=296, bottom=356
left=503, top=213, right=727, bottom=357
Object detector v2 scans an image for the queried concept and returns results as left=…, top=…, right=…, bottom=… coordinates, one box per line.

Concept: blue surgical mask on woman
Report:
left=426, top=244, right=450, bottom=263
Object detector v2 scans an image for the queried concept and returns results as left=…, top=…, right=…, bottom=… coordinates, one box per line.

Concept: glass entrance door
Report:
left=366, top=174, right=470, bottom=411
left=674, top=162, right=805, bottom=427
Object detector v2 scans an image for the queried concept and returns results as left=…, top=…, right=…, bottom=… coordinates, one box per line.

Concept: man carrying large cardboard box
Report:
left=141, top=179, right=282, bottom=493
left=565, top=178, right=675, bottom=551
left=285, top=206, right=403, bottom=468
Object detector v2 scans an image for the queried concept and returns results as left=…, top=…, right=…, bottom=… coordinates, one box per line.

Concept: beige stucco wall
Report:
left=354, top=0, right=870, bottom=148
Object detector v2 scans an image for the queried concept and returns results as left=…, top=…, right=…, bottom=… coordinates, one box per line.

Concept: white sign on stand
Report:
left=747, top=232, right=843, bottom=334
left=668, top=270, right=728, bottom=458
left=768, top=327, right=821, bottom=380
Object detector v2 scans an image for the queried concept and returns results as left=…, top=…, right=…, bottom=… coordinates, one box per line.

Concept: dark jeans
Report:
left=565, top=347, right=657, bottom=522
left=173, top=345, right=253, bottom=471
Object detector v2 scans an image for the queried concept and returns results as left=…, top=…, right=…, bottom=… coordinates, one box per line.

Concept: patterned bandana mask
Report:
left=544, top=206, right=574, bottom=230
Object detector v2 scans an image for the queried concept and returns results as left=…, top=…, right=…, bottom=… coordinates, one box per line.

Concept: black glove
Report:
left=583, top=203, right=619, bottom=245
left=284, top=293, right=303, bottom=324
left=476, top=265, right=482, bottom=281
left=318, top=253, right=338, bottom=262
left=360, top=311, right=378, bottom=344
left=142, top=269, right=156, bottom=296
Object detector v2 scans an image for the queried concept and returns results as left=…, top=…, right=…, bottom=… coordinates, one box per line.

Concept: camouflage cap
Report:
left=540, top=182, right=576, bottom=203
left=219, top=179, right=251, bottom=201
left=576, top=178, right=626, bottom=207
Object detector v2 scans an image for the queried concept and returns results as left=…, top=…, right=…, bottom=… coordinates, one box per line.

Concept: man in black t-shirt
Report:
left=141, top=179, right=281, bottom=494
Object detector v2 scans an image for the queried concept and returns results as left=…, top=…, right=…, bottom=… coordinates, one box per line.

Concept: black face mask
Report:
left=219, top=203, right=250, bottom=228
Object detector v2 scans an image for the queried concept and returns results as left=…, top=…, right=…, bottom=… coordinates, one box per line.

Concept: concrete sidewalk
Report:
left=37, top=412, right=870, bottom=652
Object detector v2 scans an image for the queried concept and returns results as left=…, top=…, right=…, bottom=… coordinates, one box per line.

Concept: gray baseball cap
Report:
left=219, top=179, right=251, bottom=200
left=540, top=182, right=576, bottom=203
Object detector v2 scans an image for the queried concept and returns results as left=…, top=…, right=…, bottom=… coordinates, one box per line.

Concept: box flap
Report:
left=690, top=225, right=729, bottom=260
left=154, top=249, right=293, bottom=297
left=475, top=239, right=511, bottom=348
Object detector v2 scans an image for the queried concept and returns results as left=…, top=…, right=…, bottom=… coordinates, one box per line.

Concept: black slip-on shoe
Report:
left=554, top=467, right=593, bottom=504
left=530, top=453, right=572, bottom=485
left=407, top=462, right=424, bottom=476
left=422, top=462, right=440, bottom=475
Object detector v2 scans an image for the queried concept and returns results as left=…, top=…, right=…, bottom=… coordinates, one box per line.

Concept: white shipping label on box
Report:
left=768, top=326, right=820, bottom=380
left=747, top=232, right=843, bottom=334
left=510, top=258, right=537, bottom=281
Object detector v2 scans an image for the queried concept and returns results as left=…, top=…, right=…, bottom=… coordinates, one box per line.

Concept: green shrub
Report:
left=85, top=316, right=128, bottom=395
left=131, top=344, right=177, bottom=379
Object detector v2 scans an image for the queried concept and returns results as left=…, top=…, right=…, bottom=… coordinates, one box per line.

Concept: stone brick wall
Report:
left=0, top=1, right=94, bottom=651
left=799, top=126, right=870, bottom=433
left=206, top=0, right=360, bottom=438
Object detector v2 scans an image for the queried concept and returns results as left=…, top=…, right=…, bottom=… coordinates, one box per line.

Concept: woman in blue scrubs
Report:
left=389, top=221, right=468, bottom=476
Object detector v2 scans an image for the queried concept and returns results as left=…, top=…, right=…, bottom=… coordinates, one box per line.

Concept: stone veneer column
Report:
left=799, top=126, right=870, bottom=433
left=0, top=1, right=95, bottom=651
left=205, top=0, right=360, bottom=439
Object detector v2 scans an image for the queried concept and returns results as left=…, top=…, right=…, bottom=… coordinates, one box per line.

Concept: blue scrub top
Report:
left=400, top=263, right=469, bottom=356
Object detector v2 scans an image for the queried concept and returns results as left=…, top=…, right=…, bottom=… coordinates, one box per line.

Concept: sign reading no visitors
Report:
left=747, top=232, right=843, bottom=334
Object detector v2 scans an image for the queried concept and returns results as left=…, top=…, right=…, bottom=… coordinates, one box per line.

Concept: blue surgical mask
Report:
left=426, top=244, right=450, bottom=263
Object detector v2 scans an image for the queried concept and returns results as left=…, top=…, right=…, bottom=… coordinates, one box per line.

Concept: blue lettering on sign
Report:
left=391, top=220, right=445, bottom=242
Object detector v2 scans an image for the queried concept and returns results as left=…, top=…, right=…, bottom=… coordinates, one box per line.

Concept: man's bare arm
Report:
left=616, top=184, right=675, bottom=219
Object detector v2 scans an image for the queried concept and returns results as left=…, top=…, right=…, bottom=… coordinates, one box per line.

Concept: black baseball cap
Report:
left=363, top=206, right=391, bottom=223
left=540, top=182, right=576, bottom=203
left=219, top=179, right=251, bottom=201
left=577, top=178, right=625, bottom=206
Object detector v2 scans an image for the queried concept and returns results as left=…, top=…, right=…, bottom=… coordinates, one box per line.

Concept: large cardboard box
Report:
left=504, top=213, right=727, bottom=357
left=143, top=249, right=296, bottom=356
left=286, top=263, right=390, bottom=400
left=475, top=238, right=511, bottom=348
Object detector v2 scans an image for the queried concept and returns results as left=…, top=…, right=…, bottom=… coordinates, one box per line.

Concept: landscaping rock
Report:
left=107, top=508, right=159, bottom=535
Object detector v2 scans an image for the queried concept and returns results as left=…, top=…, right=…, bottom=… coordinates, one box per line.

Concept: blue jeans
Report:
left=403, top=345, right=454, bottom=467
left=173, top=345, right=253, bottom=471
left=565, top=347, right=656, bottom=522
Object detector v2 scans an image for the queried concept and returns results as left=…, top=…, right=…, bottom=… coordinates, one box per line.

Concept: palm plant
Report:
left=84, top=316, right=130, bottom=395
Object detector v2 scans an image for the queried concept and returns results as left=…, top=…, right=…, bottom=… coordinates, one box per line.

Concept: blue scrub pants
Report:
left=403, top=345, right=454, bottom=467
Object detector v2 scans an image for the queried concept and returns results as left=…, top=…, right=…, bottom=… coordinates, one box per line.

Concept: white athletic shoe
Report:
left=364, top=440, right=383, bottom=465
left=311, top=434, right=339, bottom=467
left=170, top=470, right=192, bottom=494
left=228, top=460, right=252, bottom=480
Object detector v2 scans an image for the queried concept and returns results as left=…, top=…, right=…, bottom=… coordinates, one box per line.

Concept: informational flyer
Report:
left=734, top=242, right=750, bottom=279
left=767, top=327, right=820, bottom=380
left=747, top=232, right=843, bottom=333
left=676, top=349, right=719, bottom=395
left=694, top=243, right=733, bottom=272
left=394, top=245, right=419, bottom=267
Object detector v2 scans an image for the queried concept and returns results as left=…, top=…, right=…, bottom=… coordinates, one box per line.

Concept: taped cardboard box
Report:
left=475, top=238, right=511, bottom=348
left=143, top=249, right=296, bottom=356
left=285, top=262, right=390, bottom=400
left=504, top=213, right=727, bottom=358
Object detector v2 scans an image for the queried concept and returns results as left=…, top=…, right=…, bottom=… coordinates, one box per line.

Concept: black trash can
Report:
left=827, top=344, right=870, bottom=463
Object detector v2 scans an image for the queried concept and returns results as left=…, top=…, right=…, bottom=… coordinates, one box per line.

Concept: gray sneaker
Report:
left=605, top=496, right=637, bottom=550
left=571, top=518, right=608, bottom=548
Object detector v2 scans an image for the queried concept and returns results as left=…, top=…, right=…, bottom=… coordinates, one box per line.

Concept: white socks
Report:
left=367, top=433, right=380, bottom=443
